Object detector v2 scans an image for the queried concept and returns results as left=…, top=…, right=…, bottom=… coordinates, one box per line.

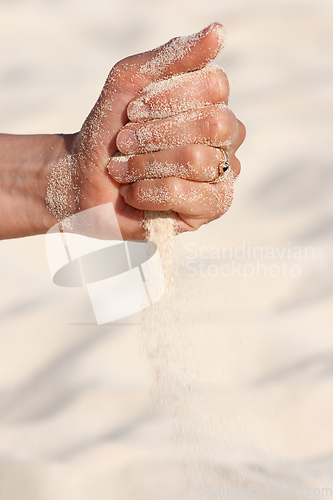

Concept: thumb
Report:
left=77, top=23, right=227, bottom=167
left=112, top=22, right=227, bottom=88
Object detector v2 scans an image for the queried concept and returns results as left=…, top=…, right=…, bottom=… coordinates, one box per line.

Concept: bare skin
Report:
left=0, top=23, right=245, bottom=241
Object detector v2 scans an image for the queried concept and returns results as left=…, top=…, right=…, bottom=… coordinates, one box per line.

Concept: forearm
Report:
left=0, top=133, right=74, bottom=239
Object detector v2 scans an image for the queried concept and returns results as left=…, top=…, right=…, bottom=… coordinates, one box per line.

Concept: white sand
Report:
left=0, top=0, right=333, bottom=498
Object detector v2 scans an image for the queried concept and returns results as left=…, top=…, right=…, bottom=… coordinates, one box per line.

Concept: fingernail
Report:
left=116, top=129, right=138, bottom=154
left=127, top=100, right=150, bottom=121
left=199, top=23, right=227, bottom=52
left=199, top=24, right=212, bottom=35
left=214, top=24, right=227, bottom=51
left=107, top=156, right=129, bottom=179
left=197, top=23, right=216, bottom=37
left=119, top=184, right=130, bottom=198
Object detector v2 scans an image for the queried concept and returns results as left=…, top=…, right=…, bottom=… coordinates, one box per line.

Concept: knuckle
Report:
left=204, top=109, right=229, bottom=146
left=108, top=57, right=135, bottom=88
left=127, top=157, right=142, bottom=182
left=206, top=66, right=230, bottom=102
left=165, top=176, right=181, bottom=197
left=129, top=181, right=141, bottom=201
left=163, top=177, right=185, bottom=204
left=184, top=145, right=205, bottom=170
left=108, top=60, right=125, bottom=84
left=238, top=120, right=247, bottom=145
left=232, top=157, right=241, bottom=178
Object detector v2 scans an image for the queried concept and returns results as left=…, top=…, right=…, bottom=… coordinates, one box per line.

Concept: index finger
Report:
left=127, top=65, right=229, bottom=122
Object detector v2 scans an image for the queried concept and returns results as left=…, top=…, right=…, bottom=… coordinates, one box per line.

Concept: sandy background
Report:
left=0, top=0, right=333, bottom=499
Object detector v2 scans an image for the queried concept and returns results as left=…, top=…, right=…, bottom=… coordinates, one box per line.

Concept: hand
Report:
left=109, top=64, right=245, bottom=233
left=60, top=23, right=245, bottom=240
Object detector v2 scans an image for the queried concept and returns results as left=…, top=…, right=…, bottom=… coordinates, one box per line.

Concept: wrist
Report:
left=0, top=133, right=76, bottom=239
left=45, top=133, right=80, bottom=229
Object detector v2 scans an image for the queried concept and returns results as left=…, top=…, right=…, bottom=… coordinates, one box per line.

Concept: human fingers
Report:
left=127, top=65, right=229, bottom=122
left=118, top=171, right=235, bottom=232
left=76, top=22, right=227, bottom=169
left=108, top=145, right=224, bottom=183
left=116, top=103, right=240, bottom=155
left=108, top=143, right=244, bottom=184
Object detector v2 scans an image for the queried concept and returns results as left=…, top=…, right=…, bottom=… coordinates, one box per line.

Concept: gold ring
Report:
left=208, top=150, right=229, bottom=184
